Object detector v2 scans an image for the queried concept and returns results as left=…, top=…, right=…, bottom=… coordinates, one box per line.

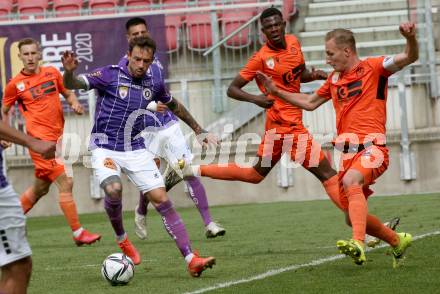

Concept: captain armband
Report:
left=382, top=56, right=401, bottom=73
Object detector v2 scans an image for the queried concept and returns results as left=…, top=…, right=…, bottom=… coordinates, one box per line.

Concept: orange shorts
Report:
left=29, top=150, right=65, bottom=182
left=338, top=145, right=389, bottom=209
left=257, top=125, right=325, bottom=169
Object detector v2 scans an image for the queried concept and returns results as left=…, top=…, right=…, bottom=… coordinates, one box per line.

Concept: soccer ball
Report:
left=101, top=253, right=135, bottom=286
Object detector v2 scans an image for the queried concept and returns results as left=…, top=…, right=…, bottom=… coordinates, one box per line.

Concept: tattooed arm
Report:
left=167, top=98, right=204, bottom=135
left=61, top=51, right=88, bottom=90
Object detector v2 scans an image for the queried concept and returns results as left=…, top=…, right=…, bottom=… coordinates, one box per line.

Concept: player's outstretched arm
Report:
left=256, top=71, right=328, bottom=111
left=0, top=121, right=56, bottom=159
left=62, top=89, right=84, bottom=115
left=61, top=51, right=88, bottom=90
left=393, top=22, right=419, bottom=69
left=167, top=98, right=218, bottom=146
left=227, top=75, right=274, bottom=109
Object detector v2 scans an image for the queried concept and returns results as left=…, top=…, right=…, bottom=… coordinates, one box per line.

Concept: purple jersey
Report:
left=0, top=147, right=9, bottom=188
left=82, top=62, right=172, bottom=151
left=118, top=56, right=178, bottom=129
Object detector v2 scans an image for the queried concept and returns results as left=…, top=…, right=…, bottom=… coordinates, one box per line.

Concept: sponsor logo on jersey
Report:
left=356, top=66, right=365, bottom=77
left=282, top=63, right=305, bottom=85
left=337, top=80, right=363, bottom=102
left=118, top=73, right=130, bottom=80
left=88, top=71, right=102, bottom=78
left=290, top=46, right=298, bottom=55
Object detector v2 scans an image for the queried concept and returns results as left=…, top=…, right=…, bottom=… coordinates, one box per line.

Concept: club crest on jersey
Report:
left=143, top=88, right=152, bottom=100
left=118, top=86, right=128, bottom=99
left=332, top=72, right=340, bottom=84
left=16, top=82, right=25, bottom=91
left=265, top=57, right=275, bottom=69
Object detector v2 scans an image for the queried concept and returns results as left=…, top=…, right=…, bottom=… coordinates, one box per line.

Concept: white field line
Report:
left=43, top=258, right=157, bottom=271
left=184, top=231, right=440, bottom=294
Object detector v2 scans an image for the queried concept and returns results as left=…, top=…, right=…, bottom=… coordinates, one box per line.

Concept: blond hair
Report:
left=18, top=38, right=40, bottom=51
left=325, top=29, right=356, bottom=52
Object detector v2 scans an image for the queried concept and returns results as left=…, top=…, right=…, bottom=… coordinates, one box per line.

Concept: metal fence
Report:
left=3, top=0, right=439, bottom=165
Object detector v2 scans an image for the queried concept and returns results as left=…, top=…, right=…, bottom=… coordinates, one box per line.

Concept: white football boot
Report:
left=205, top=222, right=226, bottom=238
left=134, top=205, right=147, bottom=240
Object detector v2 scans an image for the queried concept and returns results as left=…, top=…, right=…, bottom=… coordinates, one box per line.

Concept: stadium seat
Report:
left=17, top=0, right=49, bottom=19
left=162, top=0, right=187, bottom=9
left=53, top=0, right=82, bottom=17
left=165, top=15, right=182, bottom=52
left=124, top=0, right=153, bottom=12
left=221, top=10, right=255, bottom=49
left=89, top=0, right=117, bottom=15
left=283, top=0, right=296, bottom=19
left=0, top=0, right=13, bottom=21
left=186, top=13, right=213, bottom=51
left=193, top=0, right=211, bottom=6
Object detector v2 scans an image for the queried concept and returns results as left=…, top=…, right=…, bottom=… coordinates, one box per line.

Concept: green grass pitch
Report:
left=26, top=193, right=440, bottom=293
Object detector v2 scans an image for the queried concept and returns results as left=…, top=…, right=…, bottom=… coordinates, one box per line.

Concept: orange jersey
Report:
left=3, top=66, right=66, bottom=141
left=240, top=34, right=305, bottom=130
left=317, top=57, right=394, bottom=143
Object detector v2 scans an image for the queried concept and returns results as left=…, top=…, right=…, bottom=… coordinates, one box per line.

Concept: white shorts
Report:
left=0, top=227, right=31, bottom=267
left=0, top=185, right=31, bottom=267
left=91, top=148, right=165, bottom=193
left=142, top=123, right=193, bottom=166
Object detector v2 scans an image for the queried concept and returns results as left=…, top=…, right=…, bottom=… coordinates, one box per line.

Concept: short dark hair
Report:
left=18, top=38, right=40, bottom=51
left=125, top=17, right=148, bottom=32
left=129, top=36, right=156, bottom=54
left=260, top=7, right=283, bottom=23
left=325, top=29, right=357, bottom=52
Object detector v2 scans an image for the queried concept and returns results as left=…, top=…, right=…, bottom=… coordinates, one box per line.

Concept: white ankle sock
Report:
left=185, top=253, right=194, bottom=264
left=72, top=227, right=84, bottom=238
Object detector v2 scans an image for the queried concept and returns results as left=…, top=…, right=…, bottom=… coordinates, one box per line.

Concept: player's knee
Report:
left=102, top=184, right=122, bottom=199
left=6, top=257, right=32, bottom=282
left=342, top=175, right=361, bottom=189
left=101, top=176, right=122, bottom=199
left=34, top=187, right=50, bottom=197
left=104, top=188, right=122, bottom=199
left=63, top=177, right=74, bottom=190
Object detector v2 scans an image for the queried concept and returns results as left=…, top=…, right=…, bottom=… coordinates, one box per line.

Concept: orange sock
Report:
left=59, top=192, right=81, bottom=231
left=366, top=214, right=399, bottom=246
left=323, top=175, right=344, bottom=210
left=20, top=187, right=37, bottom=214
left=346, top=185, right=368, bottom=242
left=200, top=164, right=264, bottom=184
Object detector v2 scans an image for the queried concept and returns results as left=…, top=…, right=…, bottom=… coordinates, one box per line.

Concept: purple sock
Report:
left=185, top=176, right=212, bottom=226
left=136, top=192, right=149, bottom=215
left=104, top=195, right=125, bottom=237
left=155, top=200, right=192, bottom=257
